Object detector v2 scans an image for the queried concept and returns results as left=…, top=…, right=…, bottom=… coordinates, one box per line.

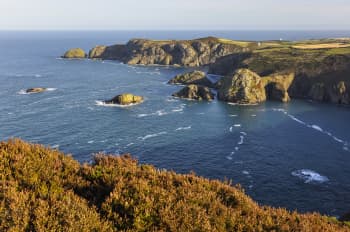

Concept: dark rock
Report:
left=168, top=71, right=214, bottom=88
left=26, top=88, right=47, bottom=93
left=172, top=84, right=214, bottom=101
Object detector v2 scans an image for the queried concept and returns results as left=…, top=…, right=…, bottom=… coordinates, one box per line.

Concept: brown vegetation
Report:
left=0, top=139, right=349, bottom=231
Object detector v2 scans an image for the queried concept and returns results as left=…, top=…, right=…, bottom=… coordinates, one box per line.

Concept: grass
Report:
left=1, top=139, right=350, bottom=231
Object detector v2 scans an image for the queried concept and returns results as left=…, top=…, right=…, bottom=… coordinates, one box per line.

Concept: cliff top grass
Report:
left=1, top=139, right=350, bottom=231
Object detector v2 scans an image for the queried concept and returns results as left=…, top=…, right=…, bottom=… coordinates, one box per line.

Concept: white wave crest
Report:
left=138, top=132, right=167, bottom=140
left=95, top=100, right=142, bottom=108
left=291, top=169, right=329, bottom=184
left=175, top=126, right=192, bottom=131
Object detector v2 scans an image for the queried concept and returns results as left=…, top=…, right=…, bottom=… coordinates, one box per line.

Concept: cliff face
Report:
left=89, top=37, right=251, bottom=66
left=209, top=49, right=350, bottom=104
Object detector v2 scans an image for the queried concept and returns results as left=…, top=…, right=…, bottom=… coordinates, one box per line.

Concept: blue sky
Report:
left=1, top=0, right=350, bottom=30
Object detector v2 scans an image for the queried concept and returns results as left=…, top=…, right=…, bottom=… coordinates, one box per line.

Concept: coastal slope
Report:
left=1, top=139, right=349, bottom=231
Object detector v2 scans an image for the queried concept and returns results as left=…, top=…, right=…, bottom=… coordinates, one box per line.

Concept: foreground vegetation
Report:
left=1, top=139, right=349, bottom=231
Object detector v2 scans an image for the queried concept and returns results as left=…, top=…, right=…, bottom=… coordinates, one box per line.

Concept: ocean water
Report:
left=1, top=30, right=350, bottom=216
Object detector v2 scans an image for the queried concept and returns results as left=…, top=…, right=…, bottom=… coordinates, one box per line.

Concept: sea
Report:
left=1, top=30, right=350, bottom=216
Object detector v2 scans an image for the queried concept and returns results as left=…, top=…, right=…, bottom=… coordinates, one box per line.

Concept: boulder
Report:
left=263, top=72, right=295, bottom=102
left=172, top=84, right=214, bottom=101
left=217, top=69, right=266, bottom=104
left=62, top=48, right=86, bottom=59
left=168, top=70, right=214, bottom=88
left=104, top=93, right=143, bottom=105
left=26, top=88, right=47, bottom=93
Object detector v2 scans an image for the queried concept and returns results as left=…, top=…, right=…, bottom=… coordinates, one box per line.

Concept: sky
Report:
left=1, top=0, right=350, bottom=30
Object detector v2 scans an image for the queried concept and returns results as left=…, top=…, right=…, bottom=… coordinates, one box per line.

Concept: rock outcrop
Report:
left=85, top=37, right=251, bottom=66
left=26, top=88, right=47, bottom=93
left=217, top=69, right=266, bottom=104
left=62, top=48, right=86, bottom=59
left=263, top=73, right=295, bottom=102
left=168, top=70, right=214, bottom=88
left=104, top=93, right=143, bottom=105
left=172, top=84, right=214, bottom=101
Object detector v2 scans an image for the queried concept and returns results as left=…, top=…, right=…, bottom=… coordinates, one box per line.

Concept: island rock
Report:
left=217, top=69, right=266, bottom=104
left=104, top=93, right=143, bottom=105
left=26, top=88, right=47, bottom=93
left=172, top=84, right=214, bottom=101
left=62, top=48, right=86, bottom=59
left=168, top=70, right=214, bottom=88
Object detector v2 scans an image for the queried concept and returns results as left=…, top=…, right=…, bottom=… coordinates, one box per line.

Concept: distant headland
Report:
left=63, top=37, right=350, bottom=105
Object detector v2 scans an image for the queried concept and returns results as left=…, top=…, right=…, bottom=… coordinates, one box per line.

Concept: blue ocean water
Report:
left=1, top=30, right=350, bottom=216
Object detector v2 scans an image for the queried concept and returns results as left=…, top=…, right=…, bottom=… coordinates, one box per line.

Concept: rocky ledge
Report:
left=104, top=93, right=143, bottom=105
left=26, top=88, right=47, bottom=94
left=168, top=70, right=214, bottom=88
left=172, top=84, right=214, bottom=101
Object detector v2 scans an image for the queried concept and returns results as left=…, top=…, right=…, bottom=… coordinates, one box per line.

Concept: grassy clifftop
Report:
left=1, top=139, right=349, bottom=231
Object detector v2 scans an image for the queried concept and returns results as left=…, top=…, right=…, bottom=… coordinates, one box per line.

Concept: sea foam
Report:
left=291, top=169, right=329, bottom=184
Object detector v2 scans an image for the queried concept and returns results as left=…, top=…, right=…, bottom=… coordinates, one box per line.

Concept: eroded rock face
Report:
left=26, top=88, right=47, bottom=93
left=104, top=93, right=143, bottom=105
left=172, top=84, right=214, bottom=101
left=62, top=48, right=86, bottom=58
left=217, top=69, right=266, bottom=104
left=89, top=46, right=107, bottom=59
left=168, top=71, right=214, bottom=88
left=308, top=81, right=349, bottom=104
left=264, top=73, right=295, bottom=102
left=90, top=37, right=250, bottom=67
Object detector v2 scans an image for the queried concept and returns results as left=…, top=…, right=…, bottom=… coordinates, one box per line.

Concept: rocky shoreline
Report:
left=63, top=37, right=350, bottom=105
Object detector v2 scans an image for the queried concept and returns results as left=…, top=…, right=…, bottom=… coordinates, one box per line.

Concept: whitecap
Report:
left=234, top=124, right=241, bottom=127
left=126, top=143, right=134, bottom=147
left=291, top=169, right=329, bottom=184
left=332, top=136, right=344, bottom=143
left=137, top=110, right=168, bottom=118
left=226, top=156, right=233, bottom=160
left=238, top=136, right=244, bottom=145
left=172, top=107, right=184, bottom=112
left=240, top=132, right=247, bottom=136
left=175, top=126, right=192, bottom=131
left=229, top=114, right=238, bottom=117
left=95, top=100, right=142, bottom=108
left=310, top=125, right=323, bottom=132
left=229, top=127, right=233, bottom=132
left=87, top=140, right=94, bottom=144
left=166, top=98, right=179, bottom=102
left=228, top=102, right=258, bottom=106
left=242, top=171, right=250, bottom=175
left=251, top=114, right=257, bottom=117
left=51, top=144, right=59, bottom=149
left=235, top=147, right=239, bottom=151
left=46, top=88, right=57, bottom=91
left=138, top=132, right=167, bottom=140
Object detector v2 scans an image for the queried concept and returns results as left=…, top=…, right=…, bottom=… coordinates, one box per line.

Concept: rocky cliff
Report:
left=209, top=45, right=350, bottom=104
left=88, top=37, right=252, bottom=66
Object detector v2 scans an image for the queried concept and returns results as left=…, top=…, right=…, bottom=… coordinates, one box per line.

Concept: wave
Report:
left=238, top=135, right=244, bottom=145
left=234, top=124, right=241, bottom=127
left=95, top=100, right=142, bottom=108
left=242, top=171, right=250, bottom=175
left=229, top=114, right=238, bottom=117
left=228, top=102, right=258, bottom=106
left=51, top=144, right=59, bottom=149
left=273, top=108, right=349, bottom=152
left=87, top=140, right=94, bottom=144
left=138, top=132, right=167, bottom=140
left=137, top=110, right=169, bottom=117
left=291, top=169, right=329, bottom=184
left=175, top=126, right=192, bottom=131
